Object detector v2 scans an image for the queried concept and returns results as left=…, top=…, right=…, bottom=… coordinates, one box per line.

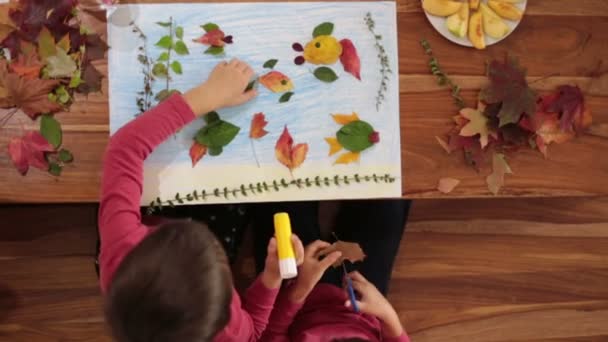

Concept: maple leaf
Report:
left=189, top=141, right=207, bottom=167
left=275, top=126, right=308, bottom=172
left=480, top=56, right=537, bottom=127
left=438, top=177, right=460, bottom=194
left=9, top=0, right=76, bottom=43
left=9, top=41, right=42, bottom=79
left=1, top=68, right=61, bottom=118
left=249, top=112, right=269, bottom=139
left=486, top=153, right=513, bottom=195
left=7, top=131, right=54, bottom=175
left=76, top=63, right=102, bottom=94
left=459, top=107, right=490, bottom=149
left=542, top=85, right=591, bottom=133
left=318, top=241, right=366, bottom=268
left=339, top=39, right=361, bottom=80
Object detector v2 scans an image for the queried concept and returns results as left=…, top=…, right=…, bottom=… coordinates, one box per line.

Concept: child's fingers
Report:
left=348, top=270, right=367, bottom=282
left=267, top=237, right=277, bottom=254
left=243, top=66, right=254, bottom=79
left=319, top=251, right=342, bottom=270
left=305, top=240, right=332, bottom=257
left=237, top=89, right=258, bottom=104
left=228, top=58, right=240, bottom=67
left=345, top=299, right=365, bottom=312
left=291, top=235, right=305, bottom=265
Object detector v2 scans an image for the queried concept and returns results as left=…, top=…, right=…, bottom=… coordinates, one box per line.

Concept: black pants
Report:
left=251, top=200, right=410, bottom=295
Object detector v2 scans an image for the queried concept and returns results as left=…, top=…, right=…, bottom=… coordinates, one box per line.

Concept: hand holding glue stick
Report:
left=274, top=212, right=299, bottom=279
left=261, top=213, right=304, bottom=289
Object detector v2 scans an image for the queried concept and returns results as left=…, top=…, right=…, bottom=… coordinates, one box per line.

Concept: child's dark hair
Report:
left=105, top=221, right=232, bottom=342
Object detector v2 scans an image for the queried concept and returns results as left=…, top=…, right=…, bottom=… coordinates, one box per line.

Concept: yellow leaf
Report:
left=459, top=108, right=489, bottom=148
left=324, top=137, right=343, bottom=156
left=332, top=112, right=360, bottom=125
left=334, top=151, right=360, bottom=165
left=57, top=34, right=71, bottom=52
left=486, top=153, right=513, bottom=195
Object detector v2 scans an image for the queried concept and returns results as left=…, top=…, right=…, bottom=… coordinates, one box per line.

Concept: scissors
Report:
left=342, top=262, right=360, bottom=313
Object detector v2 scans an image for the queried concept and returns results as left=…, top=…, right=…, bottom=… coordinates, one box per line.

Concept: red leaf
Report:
left=339, top=39, right=361, bottom=80
left=543, top=85, right=591, bottom=133
left=7, top=131, right=54, bottom=175
left=275, top=126, right=308, bottom=171
left=189, top=141, right=207, bottom=167
left=249, top=112, right=269, bottom=139
left=194, top=28, right=225, bottom=47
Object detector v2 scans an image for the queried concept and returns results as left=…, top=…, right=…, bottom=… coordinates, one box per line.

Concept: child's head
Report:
left=105, top=221, right=232, bottom=342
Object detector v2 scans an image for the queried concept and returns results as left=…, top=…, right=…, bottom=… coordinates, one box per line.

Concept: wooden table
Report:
left=1, top=0, right=607, bottom=202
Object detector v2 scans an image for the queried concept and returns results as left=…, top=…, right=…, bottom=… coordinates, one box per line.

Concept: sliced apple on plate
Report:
left=488, top=0, right=523, bottom=20
left=480, top=3, right=510, bottom=39
left=423, top=0, right=462, bottom=17
left=468, top=10, right=485, bottom=50
left=446, top=5, right=469, bottom=38
left=469, top=0, right=480, bottom=10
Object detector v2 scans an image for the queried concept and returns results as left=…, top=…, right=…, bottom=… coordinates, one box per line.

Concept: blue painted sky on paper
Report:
left=108, top=1, right=400, bottom=169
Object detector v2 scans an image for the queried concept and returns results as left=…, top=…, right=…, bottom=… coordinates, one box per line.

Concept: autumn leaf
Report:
left=46, top=47, right=77, bottom=78
left=0, top=4, right=17, bottom=42
left=259, top=71, right=294, bottom=93
left=325, top=137, right=343, bottom=156
left=189, top=141, right=207, bottom=167
left=480, top=56, right=537, bottom=127
left=249, top=112, right=268, bottom=139
left=542, top=85, right=591, bottom=133
left=339, top=39, right=361, bottom=80
left=1, top=69, right=61, bottom=119
left=9, top=41, right=43, bottom=79
left=37, top=26, right=57, bottom=62
left=7, top=131, right=55, bottom=175
left=486, top=153, right=513, bottom=195
left=275, top=126, right=308, bottom=172
left=318, top=241, right=366, bottom=268
left=459, top=107, right=490, bottom=149
left=335, top=151, right=360, bottom=165
left=438, top=177, right=460, bottom=194
left=193, top=28, right=225, bottom=47
left=332, top=112, right=360, bottom=125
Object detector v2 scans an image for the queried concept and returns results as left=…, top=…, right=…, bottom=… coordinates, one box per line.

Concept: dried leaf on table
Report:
left=438, top=177, right=460, bottom=194
left=7, top=131, right=55, bottom=175
left=275, top=126, right=308, bottom=172
left=9, top=41, right=42, bottom=79
left=317, top=241, right=366, bottom=267
left=459, top=107, right=490, bottom=148
left=0, top=64, right=61, bottom=118
left=486, top=153, right=513, bottom=195
left=543, top=85, right=591, bottom=133
left=46, top=48, right=77, bottom=78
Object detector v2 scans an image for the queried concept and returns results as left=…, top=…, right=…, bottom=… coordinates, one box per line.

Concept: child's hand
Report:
left=183, top=58, right=257, bottom=116
left=345, top=271, right=404, bottom=338
left=261, top=235, right=305, bottom=289
left=289, top=240, right=342, bottom=303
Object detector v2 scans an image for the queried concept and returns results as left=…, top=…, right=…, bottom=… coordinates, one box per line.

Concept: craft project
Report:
left=108, top=2, right=400, bottom=206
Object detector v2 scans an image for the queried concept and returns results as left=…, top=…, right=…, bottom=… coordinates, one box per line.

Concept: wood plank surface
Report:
left=0, top=0, right=607, bottom=202
left=1, top=198, right=607, bottom=341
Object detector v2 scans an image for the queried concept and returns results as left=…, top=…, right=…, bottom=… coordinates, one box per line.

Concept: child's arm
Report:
left=98, top=59, right=257, bottom=292
left=345, top=271, right=410, bottom=342
left=260, top=241, right=342, bottom=341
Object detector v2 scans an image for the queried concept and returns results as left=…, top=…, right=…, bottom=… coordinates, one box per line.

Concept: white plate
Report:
left=422, top=0, right=527, bottom=48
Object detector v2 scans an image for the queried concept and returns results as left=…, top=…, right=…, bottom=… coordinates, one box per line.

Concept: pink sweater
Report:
left=99, top=94, right=409, bottom=342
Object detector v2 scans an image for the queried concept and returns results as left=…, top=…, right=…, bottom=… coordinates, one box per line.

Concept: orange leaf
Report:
left=325, top=137, right=343, bottom=156
left=318, top=241, right=366, bottom=267
left=189, top=141, right=207, bottom=167
left=249, top=112, right=269, bottom=139
left=275, top=126, right=308, bottom=171
left=9, top=42, right=42, bottom=80
left=332, top=112, right=360, bottom=125
left=259, top=71, right=293, bottom=93
left=334, top=151, right=360, bottom=165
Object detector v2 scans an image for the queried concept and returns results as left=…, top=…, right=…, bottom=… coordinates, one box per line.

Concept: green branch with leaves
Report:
left=420, top=39, right=465, bottom=109
left=365, top=12, right=391, bottom=111
left=152, top=18, right=190, bottom=103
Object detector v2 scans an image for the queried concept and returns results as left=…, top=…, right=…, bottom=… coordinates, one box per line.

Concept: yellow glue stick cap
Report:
left=274, top=212, right=298, bottom=279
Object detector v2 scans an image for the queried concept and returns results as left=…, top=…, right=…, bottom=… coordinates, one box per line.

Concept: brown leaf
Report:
left=318, top=241, right=366, bottom=267
left=1, top=68, right=61, bottom=118
left=438, top=177, right=460, bottom=194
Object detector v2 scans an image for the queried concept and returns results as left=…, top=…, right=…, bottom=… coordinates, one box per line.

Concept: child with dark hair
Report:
left=252, top=201, right=411, bottom=342
left=99, top=59, right=307, bottom=342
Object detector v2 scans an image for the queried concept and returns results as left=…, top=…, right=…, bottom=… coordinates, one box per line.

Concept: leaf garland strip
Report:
left=365, top=12, right=391, bottom=111
left=420, top=39, right=465, bottom=109
left=146, top=173, right=399, bottom=214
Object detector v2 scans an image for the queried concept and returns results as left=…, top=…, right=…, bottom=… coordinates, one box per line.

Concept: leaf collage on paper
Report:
left=275, top=126, right=308, bottom=173
left=1, top=0, right=106, bottom=176
left=193, top=22, right=233, bottom=55
left=190, top=112, right=241, bottom=167
left=258, top=59, right=296, bottom=103
left=325, top=112, right=379, bottom=165
left=152, top=18, right=190, bottom=104
left=292, top=22, right=362, bottom=83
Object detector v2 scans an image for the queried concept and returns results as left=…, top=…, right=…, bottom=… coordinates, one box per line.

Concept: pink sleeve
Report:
left=98, top=94, right=196, bottom=292
left=214, top=276, right=280, bottom=342
left=259, top=286, right=303, bottom=342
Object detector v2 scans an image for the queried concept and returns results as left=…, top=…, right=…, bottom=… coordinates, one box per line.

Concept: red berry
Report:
left=294, top=56, right=305, bottom=65
left=368, top=131, right=380, bottom=144
left=222, top=35, right=233, bottom=44
left=292, top=42, right=303, bottom=52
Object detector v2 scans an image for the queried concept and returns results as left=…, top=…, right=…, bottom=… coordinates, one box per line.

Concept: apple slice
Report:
left=446, top=5, right=469, bottom=38
left=468, top=11, right=485, bottom=50
left=480, top=3, right=510, bottom=39
left=423, top=0, right=462, bottom=17
left=488, top=0, right=523, bottom=21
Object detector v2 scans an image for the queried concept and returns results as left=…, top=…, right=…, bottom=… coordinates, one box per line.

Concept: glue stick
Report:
left=274, top=212, right=298, bottom=279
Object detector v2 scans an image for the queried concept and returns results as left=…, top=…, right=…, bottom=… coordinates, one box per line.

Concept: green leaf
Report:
left=205, top=111, right=220, bottom=124
left=155, top=35, right=173, bottom=49
left=314, top=67, right=338, bottom=83
left=69, top=70, right=82, bottom=88
left=152, top=63, right=168, bottom=77
left=155, top=89, right=170, bottom=102
left=245, top=80, right=256, bottom=92
left=201, top=23, right=219, bottom=32
left=156, top=21, right=172, bottom=27
left=46, top=48, right=77, bottom=78
left=175, top=26, right=184, bottom=39
left=40, top=115, right=62, bottom=149
left=195, top=120, right=240, bottom=148
left=337, top=120, right=374, bottom=152
left=48, top=162, right=62, bottom=176
left=312, top=22, right=334, bottom=37
left=263, top=59, right=278, bottom=69
left=279, top=91, right=294, bottom=103
left=174, top=40, right=189, bottom=55
left=157, top=52, right=169, bottom=61
left=205, top=46, right=224, bottom=55
left=171, top=61, right=183, bottom=74
left=208, top=146, right=223, bottom=156
left=55, top=85, right=70, bottom=105
left=58, top=149, right=74, bottom=163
